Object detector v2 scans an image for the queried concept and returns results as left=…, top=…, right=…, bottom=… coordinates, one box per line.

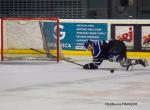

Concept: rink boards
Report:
left=0, top=19, right=150, bottom=59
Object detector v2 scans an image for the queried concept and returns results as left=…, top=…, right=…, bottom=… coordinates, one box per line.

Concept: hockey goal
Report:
left=0, top=18, right=60, bottom=62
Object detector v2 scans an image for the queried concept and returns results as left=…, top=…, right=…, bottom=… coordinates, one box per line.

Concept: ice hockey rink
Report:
left=0, top=57, right=150, bottom=110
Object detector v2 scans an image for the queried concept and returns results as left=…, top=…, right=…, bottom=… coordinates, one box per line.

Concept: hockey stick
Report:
left=30, top=48, right=83, bottom=67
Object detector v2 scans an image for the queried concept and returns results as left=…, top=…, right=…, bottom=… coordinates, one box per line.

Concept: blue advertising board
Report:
left=43, top=22, right=108, bottom=50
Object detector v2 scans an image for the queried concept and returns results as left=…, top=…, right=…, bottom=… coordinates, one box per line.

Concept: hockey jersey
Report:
left=92, top=41, right=105, bottom=66
left=92, top=40, right=127, bottom=66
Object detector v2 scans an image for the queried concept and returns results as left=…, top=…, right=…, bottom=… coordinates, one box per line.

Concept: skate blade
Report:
left=143, top=59, right=149, bottom=67
left=127, top=60, right=136, bottom=71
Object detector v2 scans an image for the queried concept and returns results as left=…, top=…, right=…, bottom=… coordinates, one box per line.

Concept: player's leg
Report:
left=107, top=42, right=133, bottom=71
left=107, top=40, right=137, bottom=71
left=108, top=40, right=127, bottom=62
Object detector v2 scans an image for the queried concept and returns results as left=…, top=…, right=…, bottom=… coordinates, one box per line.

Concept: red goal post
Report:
left=0, top=18, right=60, bottom=62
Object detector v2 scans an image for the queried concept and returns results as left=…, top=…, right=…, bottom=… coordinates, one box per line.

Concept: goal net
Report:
left=0, top=18, right=60, bottom=62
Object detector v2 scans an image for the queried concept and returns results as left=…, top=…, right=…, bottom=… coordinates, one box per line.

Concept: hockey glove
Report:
left=83, top=63, right=98, bottom=69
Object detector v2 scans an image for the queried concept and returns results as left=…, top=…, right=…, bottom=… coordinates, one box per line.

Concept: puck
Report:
left=110, top=69, right=114, bottom=73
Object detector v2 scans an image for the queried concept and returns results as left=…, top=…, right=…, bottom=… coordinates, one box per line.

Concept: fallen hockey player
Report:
left=83, top=39, right=148, bottom=71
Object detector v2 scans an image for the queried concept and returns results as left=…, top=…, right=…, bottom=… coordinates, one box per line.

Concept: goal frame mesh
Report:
left=1, top=18, right=60, bottom=62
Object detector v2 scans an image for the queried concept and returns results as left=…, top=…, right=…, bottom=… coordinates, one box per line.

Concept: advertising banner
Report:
left=141, top=26, right=150, bottom=50
left=43, top=22, right=108, bottom=50
left=113, top=25, right=134, bottom=50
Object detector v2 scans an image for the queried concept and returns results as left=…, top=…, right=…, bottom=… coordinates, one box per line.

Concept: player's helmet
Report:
left=84, top=40, right=94, bottom=48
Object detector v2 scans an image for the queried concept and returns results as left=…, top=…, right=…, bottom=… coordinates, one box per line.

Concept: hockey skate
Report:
left=126, top=60, right=136, bottom=71
left=126, top=59, right=148, bottom=71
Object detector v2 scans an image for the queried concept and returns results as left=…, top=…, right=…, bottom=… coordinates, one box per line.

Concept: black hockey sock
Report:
left=136, top=59, right=148, bottom=67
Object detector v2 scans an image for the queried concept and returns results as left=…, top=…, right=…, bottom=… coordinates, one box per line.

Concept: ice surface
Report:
left=0, top=58, right=150, bottom=110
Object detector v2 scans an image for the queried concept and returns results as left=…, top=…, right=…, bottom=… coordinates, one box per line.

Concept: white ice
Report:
left=0, top=58, right=150, bottom=110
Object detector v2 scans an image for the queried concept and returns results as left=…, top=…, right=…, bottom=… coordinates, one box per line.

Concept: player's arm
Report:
left=83, top=41, right=103, bottom=69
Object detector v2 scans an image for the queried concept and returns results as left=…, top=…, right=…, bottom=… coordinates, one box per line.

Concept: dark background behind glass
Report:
left=0, top=0, right=150, bottom=19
